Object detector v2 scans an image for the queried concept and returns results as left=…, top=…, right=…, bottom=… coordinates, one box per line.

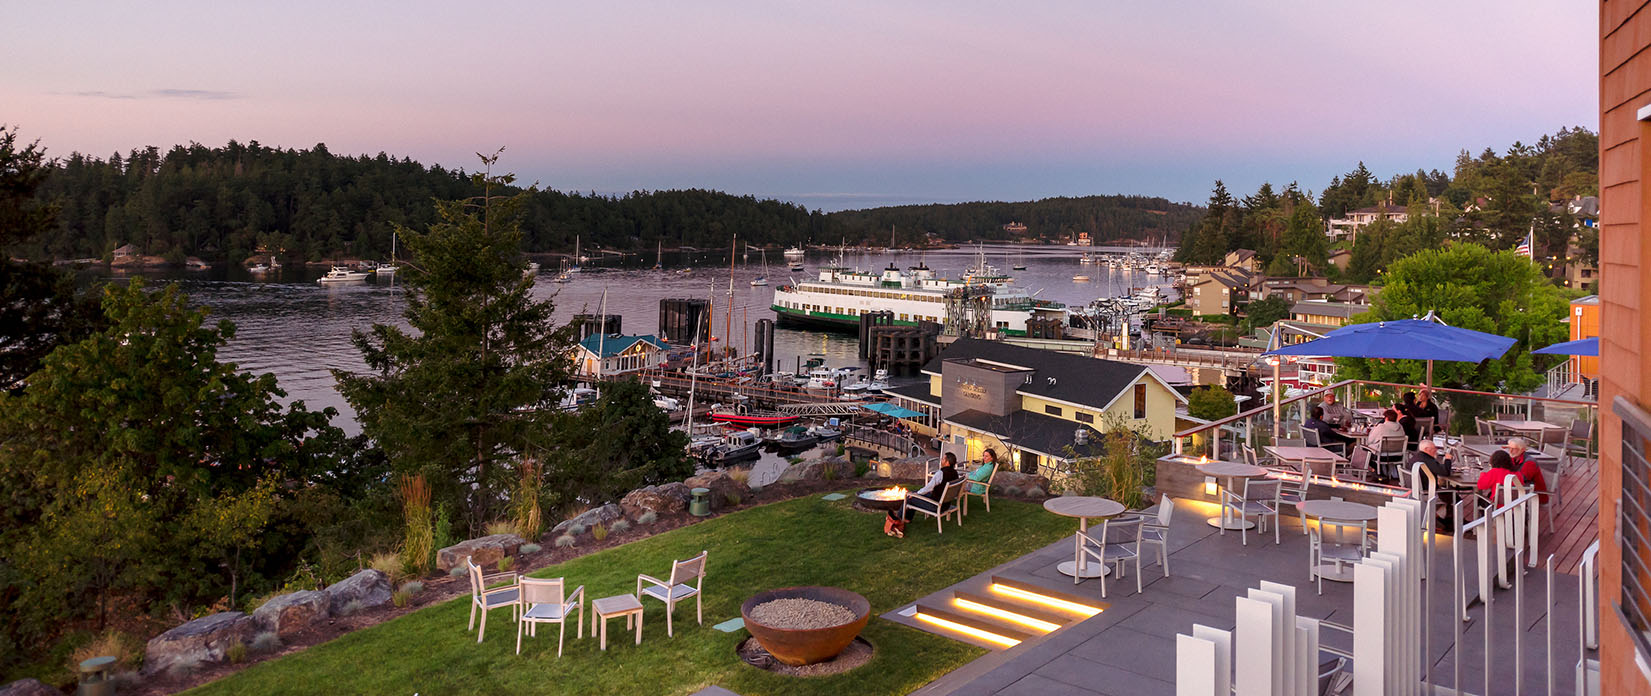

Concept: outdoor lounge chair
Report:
left=1221, top=478, right=1282, bottom=546
left=902, top=478, right=965, bottom=535
left=467, top=558, right=520, bottom=644
left=516, top=577, right=584, bottom=656
left=961, top=460, right=998, bottom=515
left=1076, top=515, right=1143, bottom=597
left=637, top=550, right=708, bottom=637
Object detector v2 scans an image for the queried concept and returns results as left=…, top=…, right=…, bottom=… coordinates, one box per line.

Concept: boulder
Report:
left=993, top=471, right=1051, bottom=496
left=881, top=457, right=931, bottom=482
left=619, top=482, right=692, bottom=519
left=550, top=504, right=623, bottom=536
left=142, top=612, right=254, bottom=674
left=435, top=533, right=527, bottom=572
left=0, top=679, right=59, bottom=696
left=683, top=471, right=742, bottom=510
left=251, top=590, right=330, bottom=638
left=323, top=569, right=393, bottom=615
left=777, top=456, right=854, bottom=483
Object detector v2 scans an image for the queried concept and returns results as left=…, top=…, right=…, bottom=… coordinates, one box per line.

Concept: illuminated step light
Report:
left=989, top=583, right=1102, bottom=617
left=952, top=598, right=1060, bottom=633
left=1204, top=475, right=1218, bottom=496
left=914, top=611, right=1021, bottom=648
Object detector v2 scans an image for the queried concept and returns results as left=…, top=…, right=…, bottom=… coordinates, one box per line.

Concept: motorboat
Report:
left=784, top=246, right=805, bottom=260
left=318, top=266, right=370, bottom=283
left=763, top=425, right=819, bottom=451
left=804, top=368, right=837, bottom=390
left=1072, top=274, right=1091, bottom=282
left=653, top=395, right=681, bottom=411
left=524, top=261, right=541, bottom=279
left=808, top=425, right=842, bottom=441
left=247, top=263, right=269, bottom=274
left=708, top=408, right=800, bottom=428
left=377, top=232, right=400, bottom=275
left=705, top=429, right=763, bottom=464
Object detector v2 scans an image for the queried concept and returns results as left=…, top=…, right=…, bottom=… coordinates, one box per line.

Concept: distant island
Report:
left=15, top=139, right=1202, bottom=266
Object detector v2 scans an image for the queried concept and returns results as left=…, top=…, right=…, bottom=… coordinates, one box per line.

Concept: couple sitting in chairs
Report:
left=883, top=450, right=998, bottom=537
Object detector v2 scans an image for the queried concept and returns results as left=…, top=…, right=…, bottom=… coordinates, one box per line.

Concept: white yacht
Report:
left=317, top=266, right=369, bottom=283
left=770, top=251, right=1066, bottom=336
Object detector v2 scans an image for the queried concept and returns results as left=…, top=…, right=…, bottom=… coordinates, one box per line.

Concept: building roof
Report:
left=1192, top=269, right=1251, bottom=290
left=1290, top=301, right=1364, bottom=319
left=1226, top=249, right=1257, bottom=262
left=1349, top=203, right=1408, bottom=215
left=944, top=408, right=1108, bottom=461
left=883, top=380, right=940, bottom=406
left=921, top=337, right=1186, bottom=411
left=576, top=333, right=668, bottom=358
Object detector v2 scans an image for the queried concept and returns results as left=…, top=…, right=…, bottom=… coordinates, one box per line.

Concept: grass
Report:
left=185, top=493, right=1073, bottom=696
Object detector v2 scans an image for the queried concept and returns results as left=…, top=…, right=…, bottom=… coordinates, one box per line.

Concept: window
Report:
left=1076, top=412, right=1094, bottom=424
left=1614, top=396, right=1651, bottom=662
left=1044, top=404, right=1062, bottom=417
left=1133, top=383, right=1147, bottom=419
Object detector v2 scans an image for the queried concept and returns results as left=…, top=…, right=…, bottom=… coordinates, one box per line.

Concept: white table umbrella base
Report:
left=1057, top=560, right=1109, bottom=578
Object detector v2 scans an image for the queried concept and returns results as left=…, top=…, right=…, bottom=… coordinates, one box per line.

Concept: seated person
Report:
left=965, top=449, right=999, bottom=497
left=1475, top=449, right=1523, bottom=495
left=1505, top=437, right=1547, bottom=493
left=1318, top=392, right=1353, bottom=429
left=1304, top=406, right=1355, bottom=453
left=1364, top=409, right=1408, bottom=448
left=885, top=452, right=960, bottom=538
left=1413, top=388, right=1442, bottom=431
left=1406, top=440, right=1452, bottom=480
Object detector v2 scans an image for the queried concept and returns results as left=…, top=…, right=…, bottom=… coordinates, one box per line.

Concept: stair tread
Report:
left=950, top=589, right=1075, bottom=627
left=914, top=602, right=1039, bottom=643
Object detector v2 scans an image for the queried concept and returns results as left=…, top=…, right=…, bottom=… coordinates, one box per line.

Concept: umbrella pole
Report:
left=1272, top=355, right=1282, bottom=441
left=1426, top=359, right=1434, bottom=388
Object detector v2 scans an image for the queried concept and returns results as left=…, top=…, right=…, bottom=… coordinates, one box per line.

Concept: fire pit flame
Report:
left=860, top=486, right=907, bottom=501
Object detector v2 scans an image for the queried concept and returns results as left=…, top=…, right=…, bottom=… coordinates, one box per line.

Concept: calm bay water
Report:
left=95, top=244, right=1172, bottom=435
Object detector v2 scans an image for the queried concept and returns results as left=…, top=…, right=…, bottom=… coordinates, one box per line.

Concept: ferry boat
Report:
left=770, top=253, right=1066, bottom=337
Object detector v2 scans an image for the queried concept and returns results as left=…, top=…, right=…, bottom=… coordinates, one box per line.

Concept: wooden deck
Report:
left=1545, top=455, right=1599, bottom=575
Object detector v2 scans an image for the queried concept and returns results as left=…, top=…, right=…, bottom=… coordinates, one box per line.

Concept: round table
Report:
left=1197, top=461, right=1269, bottom=531
left=1044, top=496, right=1127, bottom=579
left=1296, top=499, right=1378, bottom=582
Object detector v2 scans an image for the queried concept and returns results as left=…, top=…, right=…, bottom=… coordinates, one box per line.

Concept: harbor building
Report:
left=571, top=333, right=670, bottom=378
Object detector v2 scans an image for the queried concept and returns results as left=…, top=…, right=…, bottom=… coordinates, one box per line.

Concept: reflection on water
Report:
left=94, top=245, right=1171, bottom=435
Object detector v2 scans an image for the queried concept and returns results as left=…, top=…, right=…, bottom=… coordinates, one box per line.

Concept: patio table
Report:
left=1354, top=407, right=1388, bottom=422
left=1264, top=446, right=1347, bottom=477
left=1044, top=496, right=1126, bottom=579
left=590, top=593, right=644, bottom=650
left=1460, top=443, right=1560, bottom=466
left=1197, top=460, right=1269, bottom=531
left=1297, top=499, right=1377, bottom=582
left=1489, top=419, right=1564, bottom=438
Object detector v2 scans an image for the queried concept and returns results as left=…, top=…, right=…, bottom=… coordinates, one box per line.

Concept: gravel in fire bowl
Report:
left=749, top=597, right=857, bottom=630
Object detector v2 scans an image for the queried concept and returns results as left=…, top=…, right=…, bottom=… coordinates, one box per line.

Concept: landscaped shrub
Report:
left=609, top=519, right=631, bottom=534
left=448, top=566, right=467, bottom=578
left=519, top=543, right=541, bottom=554
left=227, top=641, right=248, bottom=664
left=553, top=534, right=576, bottom=548
left=567, top=523, right=586, bottom=536
left=432, top=505, right=454, bottom=555
left=511, top=457, right=544, bottom=540
left=70, top=629, right=142, bottom=671
left=823, top=465, right=838, bottom=481
left=392, top=589, right=411, bottom=608
left=724, top=491, right=741, bottom=507
left=497, top=556, right=514, bottom=572
left=168, top=656, right=202, bottom=678
left=340, top=599, right=366, bottom=616
left=854, top=459, right=870, bottom=478
left=484, top=520, right=516, bottom=537
left=787, top=456, right=803, bottom=465
left=401, top=581, right=424, bottom=596
left=1000, top=485, right=1022, bottom=497
left=398, top=475, right=435, bottom=577
left=250, top=632, right=281, bottom=655
left=591, top=524, right=608, bottom=542
left=727, top=468, right=750, bottom=487
left=636, top=511, right=658, bottom=525
left=369, top=551, right=407, bottom=584
left=836, top=443, right=846, bottom=456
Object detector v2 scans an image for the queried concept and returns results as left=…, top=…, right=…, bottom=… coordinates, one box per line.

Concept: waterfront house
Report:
left=1185, top=269, right=1251, bottom=316
left=571, top=333, right=670, bottom=378
left=1222, top=248, right=1260, bottom=273
left=890, top=338, right=1185, bottom=477
left=1327, top=202, right=1409, bottom=239
left=1289, top=299, right=1365, bottom=327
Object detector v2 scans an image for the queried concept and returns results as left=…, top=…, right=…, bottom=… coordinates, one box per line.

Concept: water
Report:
left=91, top=245, right=1172, bottom=434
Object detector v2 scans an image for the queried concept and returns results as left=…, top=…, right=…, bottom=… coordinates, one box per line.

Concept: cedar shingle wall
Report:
left=1600, top=1, right=1651, bottom=693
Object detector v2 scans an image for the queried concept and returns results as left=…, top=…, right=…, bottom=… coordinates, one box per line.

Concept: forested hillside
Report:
left=830, top=195, right=1203, bottom=245
left=20, top=140, right=1203, bottom=264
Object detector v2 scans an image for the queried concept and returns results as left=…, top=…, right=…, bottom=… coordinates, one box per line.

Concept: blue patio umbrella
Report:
left=1262, top=317, right=1517, bottom=386
left=1532, top=336, right=1599, bottom=356
left=863, top=402, right=924, bottom=419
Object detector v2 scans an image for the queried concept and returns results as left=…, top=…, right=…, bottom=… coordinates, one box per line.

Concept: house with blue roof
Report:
left=572, top=333, right=671, bottom=377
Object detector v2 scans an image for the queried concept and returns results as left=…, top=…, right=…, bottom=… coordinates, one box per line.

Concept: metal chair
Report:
left=1343, top=446, right=1375, bottom=482
left=1302, top=429, right=1322, bottom=448
left=1565, top=417, right=1594, bottom=460
left=637, top=550, right=708, bottom=637
left=961, top=461, right=998, bottom=516
left=901, top=478, right=965, bottom=534
left=1475, top=417, right=1494, bottom=437
left=467, top=558, right=520, bottom=644
left=1308, top=520, right=1368, bottom=595
left=1136, top=496, right=1176, bottom=581
left=1413, top=416, right=1435, bottom=437
left=1539, top=444, right=1567, bottom=528
left=516, top=577, right=584, bottom=656
left=1303, top=455, right=1337, bottom=480
left=1076, top=515, right=1143, bottom=597
left=1280, top=469, right=1313, bottom=534
left=1276, top=438, right=1306, bottom=448
left=1221, top=478, right=1282, bottom=546
left=1375, top=435, right=1408, bottom=478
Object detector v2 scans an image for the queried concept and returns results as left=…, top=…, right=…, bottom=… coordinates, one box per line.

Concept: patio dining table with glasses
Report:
left=1297, top=499, right=1378, bottom=582
left=1353, top=407, right=1389, bottom=422
left=1196, top=460, right=1269, bottom=531
left=1043, top=496, right=1127, bottom=579
left=1488, top=419, right=1565, bottom=438
left=1264, top=446, right=1347, bottom=477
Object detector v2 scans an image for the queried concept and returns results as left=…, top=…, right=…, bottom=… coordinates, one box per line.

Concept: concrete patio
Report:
left=886, top=497, right=1591, bottom=696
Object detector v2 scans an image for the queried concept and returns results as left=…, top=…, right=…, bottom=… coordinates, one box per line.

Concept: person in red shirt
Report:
left=1505, top=437, right=1547, bottom=493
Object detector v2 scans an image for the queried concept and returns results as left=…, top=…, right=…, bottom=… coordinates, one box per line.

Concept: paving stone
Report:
left=1033, top=654, right=1174, bottom=696
left=1066, top=627, right=1176, bottom=682
left=995, top=673, right=1104, bottom=696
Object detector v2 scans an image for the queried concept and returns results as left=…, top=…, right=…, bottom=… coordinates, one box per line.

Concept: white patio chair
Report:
left=961, top=461, right=998, bottom=515
left=1076, top=515, right=1143, bottom=597
left=1340, top=446, right=1374, bottom=482
left=1302, top=428, right=1322, bottom=449
left=901, top=478, right=965, bottom=534
left=1136, top=496, right=1175, bottom=580
left=1280, top=469, right=1314, bottom=534
left=1565, top=417, right=1593, bottom=459
left=467, top=558, right=520, bottom=644
left=1221, top=478, right=1282, bottom=546
left=1308, top=521, right=1367, bottom=595
left=1539, top=444, right=1566, bottom=528
left=516, top=577, right=584, bottom=656
left=637, top=550, right=708, bottom=637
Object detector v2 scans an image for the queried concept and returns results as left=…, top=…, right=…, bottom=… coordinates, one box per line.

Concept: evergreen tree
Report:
left=335, top=152, right=575, bottom=533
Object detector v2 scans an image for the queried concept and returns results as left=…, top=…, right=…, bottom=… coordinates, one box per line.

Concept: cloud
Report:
left=66, top=88, right=239, bottom=100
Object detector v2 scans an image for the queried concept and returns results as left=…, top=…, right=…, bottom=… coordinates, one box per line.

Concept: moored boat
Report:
left=318, top=266, right=370, bottom=283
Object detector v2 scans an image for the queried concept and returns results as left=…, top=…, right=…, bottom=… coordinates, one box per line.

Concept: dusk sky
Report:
left=5, top=1, right=1595, bottom=211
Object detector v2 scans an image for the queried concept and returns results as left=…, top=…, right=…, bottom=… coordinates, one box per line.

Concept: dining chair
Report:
left=467, top=558, right=521, bottom=644
left=637, top=550, right=709, bottom=637
left=1221, top=478, right=1282, bottom=546
left=1076, top=515, right=1143, bottom=597
left=516, top=577, right=584, bottom=656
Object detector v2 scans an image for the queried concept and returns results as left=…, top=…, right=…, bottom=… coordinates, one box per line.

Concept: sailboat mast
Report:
left=596, top=288, right=608, bottom=386
left=725, top=235, right=735, bottom=365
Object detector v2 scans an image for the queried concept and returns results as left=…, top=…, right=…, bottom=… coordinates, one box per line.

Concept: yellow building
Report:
left=894, top=338, right=1185, bottom=478
left=1289, top=300, right=1365, bottom=327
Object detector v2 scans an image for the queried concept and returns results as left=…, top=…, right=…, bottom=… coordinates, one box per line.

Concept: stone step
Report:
left=950, top=589, right=1074, bottom=630
left=912, top=601, right=1038, bottom=647
left=986, top=575, right=1107, bottom=618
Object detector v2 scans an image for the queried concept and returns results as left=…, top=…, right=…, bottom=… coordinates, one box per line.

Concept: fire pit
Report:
left=741, top=586, right=870, bottom=666
left=855, top=486, right=908, bottom=513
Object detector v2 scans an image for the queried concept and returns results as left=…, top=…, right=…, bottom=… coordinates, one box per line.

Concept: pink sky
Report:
left=3, top=1, right=1596, bottom=208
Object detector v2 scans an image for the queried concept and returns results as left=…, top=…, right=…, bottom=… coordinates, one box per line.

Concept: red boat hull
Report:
left=709, top=411, right=798, bottom=427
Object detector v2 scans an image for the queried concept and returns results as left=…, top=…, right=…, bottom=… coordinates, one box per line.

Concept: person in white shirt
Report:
left=1364, top=409, right=1408, bottom=448
left=885, top=452, right=959, bottom=537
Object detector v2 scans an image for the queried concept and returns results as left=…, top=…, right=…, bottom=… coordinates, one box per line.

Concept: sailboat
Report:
left=750, top=246, right=768, bottom=286
left=569, top=236, right=583, bottom=274
left=376, top=232, right=399, bottom=275
left=653, top=240, right=663, bottom=270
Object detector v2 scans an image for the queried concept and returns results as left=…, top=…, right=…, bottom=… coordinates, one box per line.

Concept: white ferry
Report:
left=770, top=255, right=1066, bottom=337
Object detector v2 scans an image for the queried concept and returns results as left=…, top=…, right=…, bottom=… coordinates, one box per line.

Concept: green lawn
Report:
left=188, top=492, right=1073, bottom=696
